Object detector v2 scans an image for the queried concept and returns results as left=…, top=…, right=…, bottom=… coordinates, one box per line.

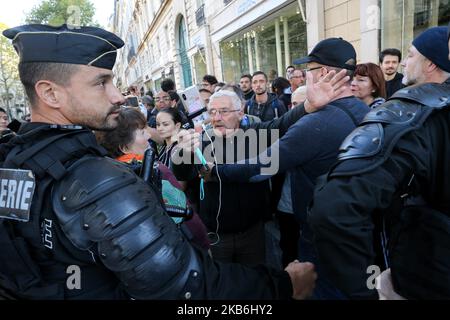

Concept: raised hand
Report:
left=176, top=129, right=201, bottom=154
left=304, top=69, right=350, bottom=113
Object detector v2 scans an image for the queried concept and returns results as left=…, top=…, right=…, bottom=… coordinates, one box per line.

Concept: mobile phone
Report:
left=180, top=86, right=204, bottom=114
left=180, top=86, right=210, bottom=127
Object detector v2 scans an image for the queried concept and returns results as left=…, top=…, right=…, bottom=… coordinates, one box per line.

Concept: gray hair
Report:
left=208, top=89, right=242, bottom=110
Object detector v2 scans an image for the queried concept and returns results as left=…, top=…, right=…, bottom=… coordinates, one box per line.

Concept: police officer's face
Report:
left=62, top=65, right=125, bottom=131
left=401, top=46, right=427, bottom=86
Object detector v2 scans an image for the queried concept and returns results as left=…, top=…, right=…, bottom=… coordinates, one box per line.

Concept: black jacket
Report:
left=309, top=81, right=450, bottom=299
left=0, top=123, right=294, bottom=300
left=385, top=72, right=405, bottom=99
left=172, top=106, right=310, bottom=234
left=245, top=93, right=287, bottom=121
left=243, top=90, right=254, bottom=101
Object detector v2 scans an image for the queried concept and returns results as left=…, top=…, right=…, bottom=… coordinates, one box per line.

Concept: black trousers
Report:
left=276, top=211, right=300, bottom=268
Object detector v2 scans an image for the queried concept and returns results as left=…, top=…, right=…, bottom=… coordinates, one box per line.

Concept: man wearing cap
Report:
left=203, top=38, right=370, bottom=299
left=309, top=26, right=450, bottom=299
left=0, top=24, right=319, bottom=300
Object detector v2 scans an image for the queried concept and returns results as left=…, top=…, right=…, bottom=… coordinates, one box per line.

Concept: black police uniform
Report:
left=1, top=123, right=293, bottom=299
left=308, top=79, right=450, bottom=299
left=0, top=24, right=293, bottom=300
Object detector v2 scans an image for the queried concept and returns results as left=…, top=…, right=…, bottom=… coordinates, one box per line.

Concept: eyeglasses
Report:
left=207, top=109, right=239, bottom=117
left=155, top=97, right=172, bottom=102
left=301, top=66, right=322, bottom=76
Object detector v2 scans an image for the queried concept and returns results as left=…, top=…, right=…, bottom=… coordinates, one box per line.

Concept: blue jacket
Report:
left=216, top=96, right=370, bottom=223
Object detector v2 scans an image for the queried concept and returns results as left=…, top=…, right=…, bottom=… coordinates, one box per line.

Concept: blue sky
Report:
left=0, top=0, right=114, bottom=28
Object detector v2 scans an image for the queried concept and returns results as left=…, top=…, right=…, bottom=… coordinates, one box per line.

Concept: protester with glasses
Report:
left=289, top=69, right=305, bottom=93
left=202, top=37, right=371, bottom=299
left=172, top=66, right=352, bottom=267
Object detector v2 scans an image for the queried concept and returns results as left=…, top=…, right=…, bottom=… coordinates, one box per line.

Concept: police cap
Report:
left=2, top=24, right=125, bottom=70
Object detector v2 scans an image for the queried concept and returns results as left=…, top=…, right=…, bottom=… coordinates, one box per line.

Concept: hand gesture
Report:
left=304, top=69, right=350, bottom=113
left=285, top=260, right=317, bottom=300
left=176, top=129, right=200, bottom=153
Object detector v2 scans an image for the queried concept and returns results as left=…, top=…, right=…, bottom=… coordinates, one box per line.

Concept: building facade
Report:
left=113, top=0, right=450, bottom=92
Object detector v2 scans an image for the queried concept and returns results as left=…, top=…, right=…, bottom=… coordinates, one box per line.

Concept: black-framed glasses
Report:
left=301, top=66, right=322, bottom=76
left=207, top=109, right=239, bottom=117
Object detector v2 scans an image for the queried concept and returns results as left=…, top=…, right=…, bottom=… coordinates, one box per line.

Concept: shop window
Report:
left=381, top=0, right=450, bottom=57
left=220, top=3, right=307, bottom=83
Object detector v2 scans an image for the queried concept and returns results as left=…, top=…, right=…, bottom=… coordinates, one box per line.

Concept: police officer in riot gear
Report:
left=308, top=26, right=450, bottom=299
left=0, top=24, right=317, bottom=300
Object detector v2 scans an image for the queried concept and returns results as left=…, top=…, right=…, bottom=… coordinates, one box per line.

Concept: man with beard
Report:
left=245, top=71, right=287, bottom=121
left=239, top=74, right=254, bottom=101
left=0, top=23, right=317, bottom=300
left=309, top=26, right=450, bottom=299
left=379, top=48, right=405, bottom=98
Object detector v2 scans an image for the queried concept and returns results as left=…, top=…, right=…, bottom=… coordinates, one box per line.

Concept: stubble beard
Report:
left=68, top=96, right=119, bottom=131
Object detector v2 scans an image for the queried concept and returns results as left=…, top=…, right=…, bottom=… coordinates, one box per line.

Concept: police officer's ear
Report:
left=34, top=80, right=65, bottom=109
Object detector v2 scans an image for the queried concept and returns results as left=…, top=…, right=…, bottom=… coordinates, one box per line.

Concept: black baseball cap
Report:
left=293, top=37, right=357, bottom=70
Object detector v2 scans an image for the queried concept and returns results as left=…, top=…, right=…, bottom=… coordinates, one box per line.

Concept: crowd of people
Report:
left=0, top=20, right=449, bottom=301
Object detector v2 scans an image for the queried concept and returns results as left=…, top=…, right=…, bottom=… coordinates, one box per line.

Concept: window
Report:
left=381, top=0, right=450, bottom=57
left=220, top=4, right=307, bottom=83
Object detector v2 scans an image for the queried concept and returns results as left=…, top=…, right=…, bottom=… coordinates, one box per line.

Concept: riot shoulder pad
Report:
left=390, top=82, right=450, bottom=109
left=52, top=156, right=204, bottom=299
left=330, top=83, right=450, bottom=178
